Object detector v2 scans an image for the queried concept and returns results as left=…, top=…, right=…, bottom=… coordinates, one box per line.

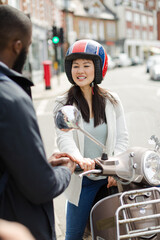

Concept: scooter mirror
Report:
left=55, top=105, right=107, bottom=155
left=55, top=105, right=81, bottom=130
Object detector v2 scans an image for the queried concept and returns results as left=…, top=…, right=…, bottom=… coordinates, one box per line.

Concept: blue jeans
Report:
left=65, top=176, right=109, bottom=240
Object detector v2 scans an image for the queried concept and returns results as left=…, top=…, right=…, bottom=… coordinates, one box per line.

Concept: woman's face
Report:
left=71, top=59, right=95, bottom=88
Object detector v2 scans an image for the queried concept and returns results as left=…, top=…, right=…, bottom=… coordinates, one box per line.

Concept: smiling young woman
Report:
left=71, top=59, right=95, bottom=88
left=53, top=39, right=129, bottom=240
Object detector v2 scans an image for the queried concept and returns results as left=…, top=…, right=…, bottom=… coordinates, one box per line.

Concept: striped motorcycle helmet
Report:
left=65, top=39, right=108, bottom=84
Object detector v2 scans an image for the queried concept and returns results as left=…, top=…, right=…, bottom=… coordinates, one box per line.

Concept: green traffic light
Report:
left=52, top=36, right=59, bottom=44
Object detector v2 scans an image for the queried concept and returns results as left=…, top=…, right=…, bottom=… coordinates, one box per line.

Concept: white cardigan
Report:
left=53, top=91, right=128, bottom=206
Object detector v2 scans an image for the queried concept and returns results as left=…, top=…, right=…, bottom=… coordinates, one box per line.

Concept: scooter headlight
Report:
left=143, top=151, right=160, bottom=186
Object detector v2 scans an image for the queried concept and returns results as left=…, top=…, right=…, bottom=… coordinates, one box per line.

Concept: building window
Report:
left=135, top=29, right=140, bottom=39
left=79, top=20, right=90, bottom=38
left=32, top=39, right=41, bottom=70
left=8, top=0, right=20, bottom=9
left=99, top=21, right=105, bottom=41
left=106, top=22, right=116, bottom=39
left=138, top=2, right=144, bottom=11
left=92, top=21, right=98, bottom=39
left=148, top=1, right=154, bottom=7
left=149, top=31, right=153, bottom=40
left=68, top=16, right=73, bottom=32
left=88, top=7, right=94, bottom=15
left=114, top=0, right=123, bottom=6
left=85, top=21, right=90, bottom=37
left=131, top=0, right=137, bottom=8
left=89, top=6, right=101, bottom=15
left=79, top=20, right=85, bottom=37
left=148, top=16, right=153, bottom=26
left=32, top=0, right=36, bottom=17
left=141, top=15, right=147, bottom=26
left=134, top=13, right=140, bottom=24
left=123, top=0, right=130, bottom=6
left=126, top=28, right=133, bottom=38
left=142, top=31, right=147, bottom=40
left=36, top=0, right=40, bottom=19
left=126, top=11, right=132, bottom=22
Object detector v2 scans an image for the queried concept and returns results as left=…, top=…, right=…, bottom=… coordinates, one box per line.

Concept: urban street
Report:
left=33, top=64, right=160, bottom=239
left=1, top=1, right=160, bottom=240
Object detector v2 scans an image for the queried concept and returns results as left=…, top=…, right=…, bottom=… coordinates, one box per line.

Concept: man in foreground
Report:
left=0, top=4, right=75, bottom=240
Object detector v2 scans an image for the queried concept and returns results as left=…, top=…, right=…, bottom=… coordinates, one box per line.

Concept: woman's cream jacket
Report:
left=53, top=91, right=128, bottom=206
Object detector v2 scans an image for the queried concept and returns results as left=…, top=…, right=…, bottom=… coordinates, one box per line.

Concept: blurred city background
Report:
left=1, top=0, right=160, bottom=83
left=2, top=1, right=160, bottom=239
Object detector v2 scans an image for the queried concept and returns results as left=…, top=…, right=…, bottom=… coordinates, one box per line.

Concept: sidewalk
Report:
left=32, top=72, right=71, bottom=100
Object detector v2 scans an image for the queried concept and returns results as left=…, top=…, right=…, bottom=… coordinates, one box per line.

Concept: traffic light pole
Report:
left=51, top=25, right=65, bottom=84
left=53, top=44, right=60, bottom=85
left=60, top=44, right=64, bottom=72
left=54, top=44, right=58, bottom=62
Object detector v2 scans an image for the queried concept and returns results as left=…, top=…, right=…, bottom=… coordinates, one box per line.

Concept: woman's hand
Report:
left=78, top=158, right=95, bottom=172
left=107, top=176, right=117, bottom=188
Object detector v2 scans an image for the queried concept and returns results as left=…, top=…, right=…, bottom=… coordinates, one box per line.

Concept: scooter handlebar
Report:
left=74, top=163, right=103, bottom=175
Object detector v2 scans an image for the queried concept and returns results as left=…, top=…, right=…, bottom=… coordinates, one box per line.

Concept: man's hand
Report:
left=0, top=219, right=35, bottom=240
left=107, top=176, right=117, bottom=188
left=48, top=153, right=76, bottom=174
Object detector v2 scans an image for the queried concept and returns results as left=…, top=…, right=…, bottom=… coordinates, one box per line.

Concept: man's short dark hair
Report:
left=0, top=5, right=31, bottom=51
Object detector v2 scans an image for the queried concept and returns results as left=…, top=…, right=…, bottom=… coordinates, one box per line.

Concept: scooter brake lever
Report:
left=79, top=169, right=102, bottom=178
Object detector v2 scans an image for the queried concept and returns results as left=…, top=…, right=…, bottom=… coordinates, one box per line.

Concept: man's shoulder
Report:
left=0, top=75, right=28, bottom=99
left=0, top=62, right=33, bottom=87
left=0, top=73, right=33, bottom=116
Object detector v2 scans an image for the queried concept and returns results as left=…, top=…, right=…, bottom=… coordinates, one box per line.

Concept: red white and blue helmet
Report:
left=65, top=39, right=108, bottom=84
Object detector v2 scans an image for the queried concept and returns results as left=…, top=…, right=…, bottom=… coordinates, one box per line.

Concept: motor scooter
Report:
left=55, top=105, right=160, bottom=240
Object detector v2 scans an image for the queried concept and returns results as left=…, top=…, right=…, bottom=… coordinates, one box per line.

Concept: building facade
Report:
left=0, top=0, right=61, bottom=82
left=59, top=0, right=118, bottom=57
left=1, top=0, right=160, bottom=82
left=105, top=0, right=160, bottom=60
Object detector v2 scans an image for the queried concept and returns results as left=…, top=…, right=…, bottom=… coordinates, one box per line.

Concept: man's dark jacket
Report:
left=0, top=62, right=71, bottom=240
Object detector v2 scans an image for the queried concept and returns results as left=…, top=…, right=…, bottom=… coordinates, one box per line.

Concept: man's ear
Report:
left=13, top=40, right=22, bottom=55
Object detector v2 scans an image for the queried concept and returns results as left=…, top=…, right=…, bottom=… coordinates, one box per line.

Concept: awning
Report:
left=143, top=46, right=160, bottom=54
left=150, top=47, right=160, bottom=54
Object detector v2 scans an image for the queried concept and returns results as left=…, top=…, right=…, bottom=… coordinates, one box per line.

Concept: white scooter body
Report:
left=55, top=105, right=160, bottom=240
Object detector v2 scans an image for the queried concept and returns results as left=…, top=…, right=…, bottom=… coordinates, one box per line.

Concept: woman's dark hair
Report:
left=65, top=85, right=118, bottom=127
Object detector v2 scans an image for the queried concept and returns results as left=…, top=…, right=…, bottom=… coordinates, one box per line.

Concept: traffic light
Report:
left=59, top=27, right=64, bottom=44
left=52, top=26, right=59, bottom=44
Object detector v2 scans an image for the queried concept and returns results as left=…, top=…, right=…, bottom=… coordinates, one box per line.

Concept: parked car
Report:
left=131, top=56, right=143, bottom=65
left=112, top=53, right=132, bottom=67
left=146, top=55, right=160, bottom=73
left=150, top=63, right=160, bottom=81
left=107, top=54, right=116, bottom=70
